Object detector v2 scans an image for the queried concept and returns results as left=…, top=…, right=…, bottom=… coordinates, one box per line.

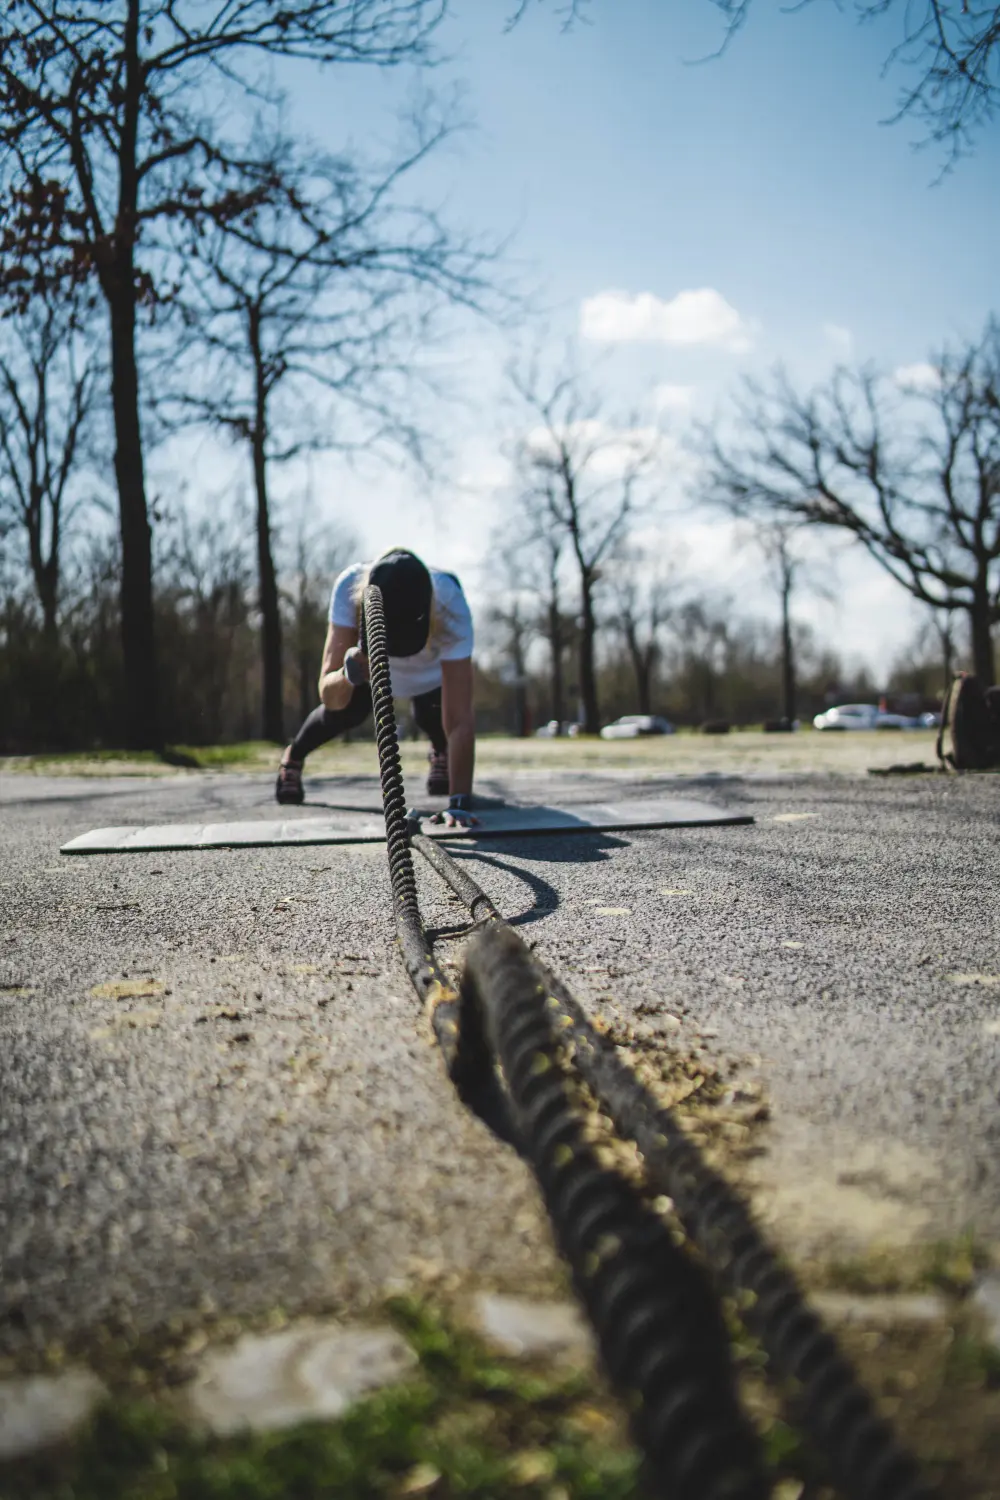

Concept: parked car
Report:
left=600, top=714, right=675, bottom=740
left=813, top=704, right=920, bottom=731
left=534, top=719, right=588, bottom=737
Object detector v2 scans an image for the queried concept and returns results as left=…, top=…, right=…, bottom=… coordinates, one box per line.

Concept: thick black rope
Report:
left=412, top=837, right=933, bottom=1500
left=411, top=832, right=504, bottom=926
left=463, top=925, right=769, bottom=1500
left=363, top=583, right=516, bottom=1144
left=367, top=586, right=931, bottom=1500
left=364, top=584, right=770, bottom=1497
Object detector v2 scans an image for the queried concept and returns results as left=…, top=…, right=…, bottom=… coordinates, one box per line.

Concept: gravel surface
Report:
left=1, top=763, right=998, bottom=1367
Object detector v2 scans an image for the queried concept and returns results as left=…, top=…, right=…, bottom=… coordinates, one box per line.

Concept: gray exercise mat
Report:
left=60, top=797, right=751, bottom=854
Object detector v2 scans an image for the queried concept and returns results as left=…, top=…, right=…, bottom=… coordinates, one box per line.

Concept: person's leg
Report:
left=289, top=688, right=373, bottom=760
left=277, top=688, right=372, bottom=803
left=412, top=686, right=449, bottom=794
left=411, top=687, right=446, bottom=752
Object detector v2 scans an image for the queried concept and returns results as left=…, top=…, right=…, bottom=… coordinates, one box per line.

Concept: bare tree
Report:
left=701, top=318, right=1000, bottom=686
left=482, top=538, right=540, bottom=737
left=0, top=297, right=102, bottom=643
left=285, top=507, right=360, bottom=728
left=0, top=1, right=446, bottom=748
left=509, top=356, right=660, bottom=733
left=665, top=594, right=734, bottom=724
left=163, top=118, right=500, bottom=740
left=536, top=511, right=571, bottom=729
left=707, top=2, right=1000, bottom=164
left=606, top=545, right=674, bottom=715
left=754, top=521, right=799, bottom=725
left=156, top=502, right=257, bottom=744
left=929, top=603, right=958, bottom=686
left=493, top=491, right=572, bottom=728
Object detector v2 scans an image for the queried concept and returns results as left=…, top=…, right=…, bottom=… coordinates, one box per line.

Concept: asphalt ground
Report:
left=1, top=758, right=999, bottom=1370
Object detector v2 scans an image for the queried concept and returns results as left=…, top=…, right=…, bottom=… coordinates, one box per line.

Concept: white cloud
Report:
left=823, top=323, right=853, bottom=355
left=581, top=288, right=751, bottom=350
left=652, top=382, right=696, bottom=413
left=894, top=361, right=942, bottom=393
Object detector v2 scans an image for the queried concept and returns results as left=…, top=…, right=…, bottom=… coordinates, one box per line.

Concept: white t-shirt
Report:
left=329, top=561, right=474, bottom=699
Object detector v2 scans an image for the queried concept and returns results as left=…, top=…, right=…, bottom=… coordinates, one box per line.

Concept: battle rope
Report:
left=364, top=582, right=515, bottom=1144
left=410, top=836, right=933, bottom=1500
left=462, top=925, right=769, bottom=1500
left=364, top=584, right=770, bottom=1494
left=362, top=582, right=932, bottom=1500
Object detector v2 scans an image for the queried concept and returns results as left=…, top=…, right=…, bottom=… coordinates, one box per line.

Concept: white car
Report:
left=534, top=719, right=585, bottom=737
left=813, top=704, right=919, bottom=731
left=600, top=714, right=675, bottom=740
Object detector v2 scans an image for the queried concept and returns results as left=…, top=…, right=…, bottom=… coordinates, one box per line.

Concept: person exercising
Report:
left=276, top=548, right=478, bottom=825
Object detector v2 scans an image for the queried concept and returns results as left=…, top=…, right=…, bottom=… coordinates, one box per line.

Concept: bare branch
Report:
left=703, top=1, right=1000, bottom=165
left=701, top=316, right=1000, bottom=681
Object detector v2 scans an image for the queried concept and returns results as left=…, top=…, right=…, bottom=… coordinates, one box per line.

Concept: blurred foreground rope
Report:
left=363, top=581, right=932, bottom=1500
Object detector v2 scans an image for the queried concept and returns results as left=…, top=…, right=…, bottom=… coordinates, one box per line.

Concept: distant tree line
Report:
left=1, top=7, right=995, bottom=752
left=479, top=329, right=995, bottom=737
left=476, top=554, right=951, bottom=739
left=0, top=494, right=358, bottom=754
left=2, top=311, right=993, bottom=751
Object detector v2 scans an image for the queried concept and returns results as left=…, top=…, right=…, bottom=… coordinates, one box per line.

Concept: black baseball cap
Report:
left=368, top=549, right=432, bottom=657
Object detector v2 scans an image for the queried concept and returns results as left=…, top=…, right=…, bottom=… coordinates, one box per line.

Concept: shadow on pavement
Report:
left=441, top=832, right=626, bottom=928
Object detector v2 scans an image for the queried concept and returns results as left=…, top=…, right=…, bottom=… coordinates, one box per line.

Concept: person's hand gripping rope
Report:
left=342, top=645, right=370, bottom=686
left=428, top=793, right=480, bottom=829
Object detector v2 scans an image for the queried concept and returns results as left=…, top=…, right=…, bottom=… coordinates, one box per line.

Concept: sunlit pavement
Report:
left=0, top=762, right=997, bottom=1365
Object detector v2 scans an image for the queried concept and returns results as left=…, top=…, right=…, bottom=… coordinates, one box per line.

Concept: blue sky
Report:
left=250, top=0, right=1000, bottom=675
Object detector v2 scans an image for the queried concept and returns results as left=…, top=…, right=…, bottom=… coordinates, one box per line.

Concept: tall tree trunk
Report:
left=39, top=572, right=58, bottom=645
left=252, top=424, right=284, bottom=741
left=26, top=502, right=59, bottom=645
left=249, top=311, right=284, bottom=742
left=548, top=599, right=564, bottom=728
left=780, top=577, right=796, bottom=722
left=508, top=617, right=528, bottom=737
left=109, top=290, right=158, bottom=749
left=107, top=0, right=158, bottom=750
left=939, top=613, right=955, bottom=689
left=623, top=621, right=650, bottom=713
left=637, top=654, right=652, bottom=715
left=969, top=588, right=995, bottom=687
left=578, top=572, right=600, bottom=734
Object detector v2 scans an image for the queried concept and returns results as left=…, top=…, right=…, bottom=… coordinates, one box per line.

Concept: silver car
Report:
left=813, top=704, right=919, bottom=730
left=600, top=714, right=675, bottom=740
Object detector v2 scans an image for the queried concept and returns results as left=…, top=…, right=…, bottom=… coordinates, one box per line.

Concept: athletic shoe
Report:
left=426, top=749, right=449, bottom=796
left=275, top=758, right=304, bottom=805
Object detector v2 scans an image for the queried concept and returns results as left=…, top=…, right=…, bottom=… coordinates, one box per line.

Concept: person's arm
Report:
left=441, top=656, right=475, bottom=795
left=318, top=623, right=363, bottom=711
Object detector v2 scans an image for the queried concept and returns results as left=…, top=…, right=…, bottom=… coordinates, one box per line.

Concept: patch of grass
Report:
left=921, top=1233, right=994, bottom=1297
left=3, top=726, right=943, bottom=778
left=1, top=1299, right=641, bottom=1500
left=4, top=742, right=280, bottom=775
left=168, top=742, right=277, bottom=769
left=25, top=747, right=164, bottom=766
left=945, top=1334, right=1000, bottom=1392
left=818, top=1233, right=994, bottom=1298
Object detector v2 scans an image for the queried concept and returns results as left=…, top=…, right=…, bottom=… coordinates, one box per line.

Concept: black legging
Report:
left=289, top=684, right=447, bottom=763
